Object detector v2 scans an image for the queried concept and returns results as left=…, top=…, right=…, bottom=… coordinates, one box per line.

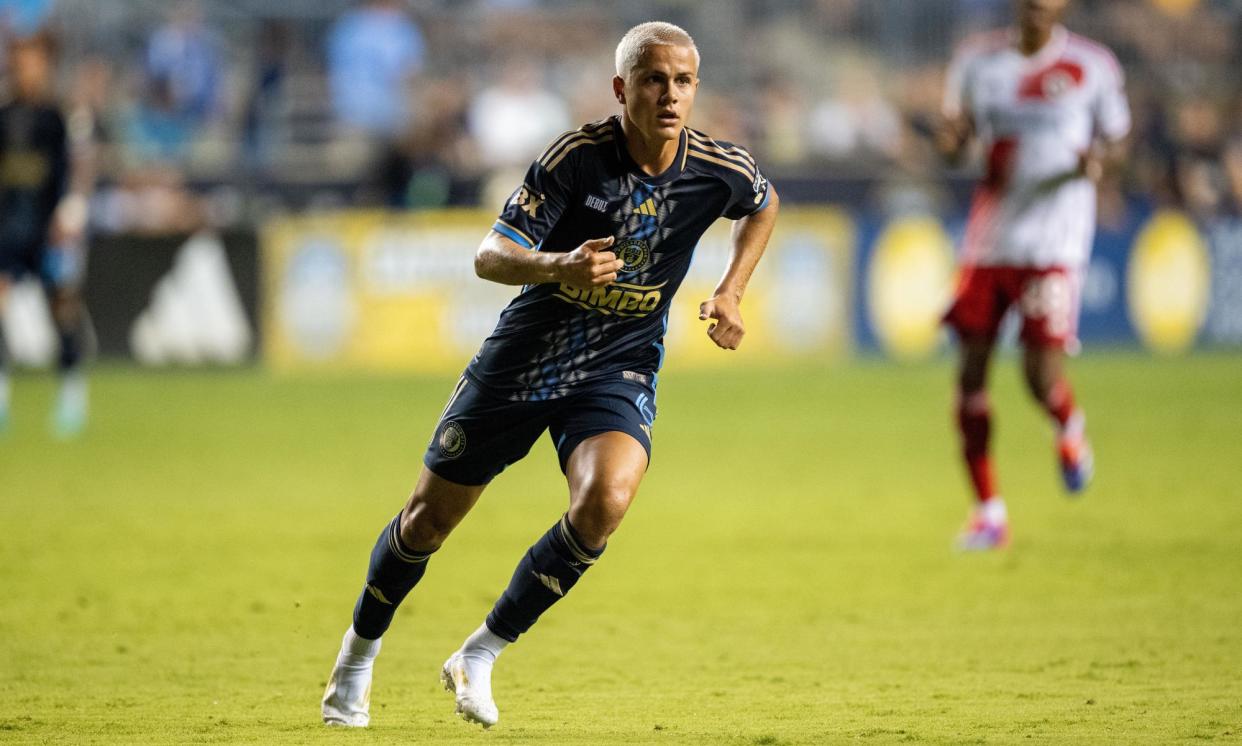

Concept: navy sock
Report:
left=58, top=325, right=83, bottom=372
left=351, top=513, right=434, bottom=640
left=486, top=514, right=604, bottom=643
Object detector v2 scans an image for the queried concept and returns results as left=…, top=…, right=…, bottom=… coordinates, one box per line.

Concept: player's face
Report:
left=615, top=44, right=699, bottom=142
left=9, top=43, right=52, bottom=101
left=1016, top=0, right=1070, bottom=35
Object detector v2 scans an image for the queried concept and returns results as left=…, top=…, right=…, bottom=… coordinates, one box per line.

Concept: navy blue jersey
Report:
left=0, top=100, right=67, bottom=252
left=469, top=115, right=771, bottom=400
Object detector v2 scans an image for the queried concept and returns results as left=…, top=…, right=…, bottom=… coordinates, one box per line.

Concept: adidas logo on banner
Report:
left=130, top=232, right=253, bottom=365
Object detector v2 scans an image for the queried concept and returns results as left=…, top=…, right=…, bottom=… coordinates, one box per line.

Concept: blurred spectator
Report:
left=1224, top=137, right=1242, bottom=217
left=806, top=60, right=902, bottom=165
left=145, top=2, right=222, bottom=123
left=0, top=0, right=53, bottom=37
left=326, top=0, right=424, bottom=138
left=242, top=19, right=292, bottom=169
left=128, top=1, right=224, bottom=162
left=1170, top=97, right=1228, bottom=219
left=15, top=0, right=1242, bottom=221
left=466, top=58, right=569, bottom=172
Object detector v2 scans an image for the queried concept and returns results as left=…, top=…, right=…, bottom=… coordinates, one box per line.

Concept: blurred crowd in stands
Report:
left=3, top=0, right=1241, bottom=234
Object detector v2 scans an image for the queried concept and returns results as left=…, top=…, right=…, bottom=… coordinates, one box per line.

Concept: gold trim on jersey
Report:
left=537, top=119, right=612, bottom=164
left=687, top=148, right=757, bottom=181
left=687, top=130, right=756, bottom=168
left=545, top=132, right=614, bottom=172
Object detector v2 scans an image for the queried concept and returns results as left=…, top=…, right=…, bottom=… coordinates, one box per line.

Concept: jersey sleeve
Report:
left=1091, top=51, right=1131, bottom=142
left=491, top=144, right=576, bottom=249
left=721, top=145, right=771, bottom=220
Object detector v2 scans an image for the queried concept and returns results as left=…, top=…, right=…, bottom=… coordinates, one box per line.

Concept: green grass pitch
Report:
left=1, top=353, right=1240, bottom=744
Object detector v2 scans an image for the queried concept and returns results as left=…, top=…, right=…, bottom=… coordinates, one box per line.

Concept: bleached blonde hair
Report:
left=614, top=21, right=700, bottom=79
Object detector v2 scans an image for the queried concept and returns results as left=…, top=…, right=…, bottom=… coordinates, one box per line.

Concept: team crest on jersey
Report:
left=615, top=238, right=652, bottom=273
left=510, top=185, right=544, bottom=218
left=438, top=421, right=467, bottom=459
left=612, top=178, right=676, bottom=268
left=1018, top=60, right=1084, bottom=101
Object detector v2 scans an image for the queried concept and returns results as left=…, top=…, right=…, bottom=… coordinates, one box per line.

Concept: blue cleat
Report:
left=51, top=374, right=88, bottom=439
left=1059, top=435, right=1093, bottom=494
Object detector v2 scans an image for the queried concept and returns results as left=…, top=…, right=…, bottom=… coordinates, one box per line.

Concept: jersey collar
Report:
left=612, top=115, right=688, bottom=186
left=1012, top=24, right=1068, bottom=67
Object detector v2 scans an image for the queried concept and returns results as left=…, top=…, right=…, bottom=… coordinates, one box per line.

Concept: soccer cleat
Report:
left=1058, top=435, right=1094, bottom=494
left=51, top=374, right=88, bottom=439
left=954, top=513, right=1010, bottom=551
left=322, top=632, right=380, bottom=727
left=440, top=651, right=499, bottom=728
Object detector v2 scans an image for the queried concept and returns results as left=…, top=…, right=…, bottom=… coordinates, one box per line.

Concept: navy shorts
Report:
left=0, top=239, right=85, bottom=289
left=423, top=373, right=657, bottom=486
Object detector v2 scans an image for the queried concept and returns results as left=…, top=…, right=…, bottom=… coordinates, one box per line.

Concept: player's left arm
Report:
left=699, top=186, right=780, bottom=351
left=50, top=105, right=98, bottom=247
left=1081, top=50, right=1132, bottom=183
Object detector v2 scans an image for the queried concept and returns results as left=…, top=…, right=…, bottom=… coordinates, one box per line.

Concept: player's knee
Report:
left=398, top=504, right=457, bottom=552
left=569, top=479, right=634, bottom=547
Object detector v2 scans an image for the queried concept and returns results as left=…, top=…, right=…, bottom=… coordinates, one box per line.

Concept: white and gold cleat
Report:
left=440, top=651, right=499, bottom=728
left=322, top=630, right=379, bottom=727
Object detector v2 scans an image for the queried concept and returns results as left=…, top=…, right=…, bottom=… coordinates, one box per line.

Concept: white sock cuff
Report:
left=344, top=626, right=382, bottom=658
left=981, top=496, right=1008, bottom=525
left=1061, top=409, right=1086, bottom=439
left=462, top=622, right=509, bottom=662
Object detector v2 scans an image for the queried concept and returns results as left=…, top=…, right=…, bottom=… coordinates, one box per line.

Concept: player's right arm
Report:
left=475, top=123, right=623, bottom=289
left=474, top=232, right=622, bottom=289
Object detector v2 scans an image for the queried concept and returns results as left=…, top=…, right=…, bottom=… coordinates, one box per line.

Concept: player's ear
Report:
left=612, top=75, right=625, bottom=104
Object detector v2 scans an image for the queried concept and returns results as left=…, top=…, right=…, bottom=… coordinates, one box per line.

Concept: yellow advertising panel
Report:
left=262, top=208, right=853, bottom=373
left=866, top=215, right=956, bottom=362
left=1127, top=210, right=1211, bottom=355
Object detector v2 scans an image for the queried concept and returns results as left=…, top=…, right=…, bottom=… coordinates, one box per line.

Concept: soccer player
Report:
left=935, top=0, right=1130, bottom=550
left=321, top=21, right=778, bottom=728
left=0, top=33, right=96, bottom=437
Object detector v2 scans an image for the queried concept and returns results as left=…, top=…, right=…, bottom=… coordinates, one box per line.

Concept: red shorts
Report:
left=944, top=265, right=1080, bottom=349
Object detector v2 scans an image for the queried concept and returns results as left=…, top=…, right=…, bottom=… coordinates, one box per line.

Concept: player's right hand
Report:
left=558, top=236, right=623, bottom=289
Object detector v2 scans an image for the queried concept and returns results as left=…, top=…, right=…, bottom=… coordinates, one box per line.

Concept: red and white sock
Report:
left=957, top=390, right=998, bottom=504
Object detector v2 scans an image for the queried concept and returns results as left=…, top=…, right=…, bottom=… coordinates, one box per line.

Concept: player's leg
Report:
left=1022, top=341, right=1092, bottom=493
left=954, top=335, right=1009, bottom=549
left=45, top=283, right=89, bottom=438
left=945, top=266, right=1009, bottom=550
left=441, top=430, right=648, bottom=728
left=323, top=376, right=549, bottom=727
left=323, top=467, right=485, bottom=727
left=1018, top=269, right=1092, bottom=493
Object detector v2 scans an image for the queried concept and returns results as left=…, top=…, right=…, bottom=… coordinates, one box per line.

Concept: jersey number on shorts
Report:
left=1020, top=273, right=1072, bottom=338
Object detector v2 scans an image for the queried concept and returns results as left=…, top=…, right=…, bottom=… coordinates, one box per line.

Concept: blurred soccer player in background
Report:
left=321, top=21, right=778, bottom=728
left=0, top=32, right=96, bottom=437
left=935, top=0, right=1130, bottom=550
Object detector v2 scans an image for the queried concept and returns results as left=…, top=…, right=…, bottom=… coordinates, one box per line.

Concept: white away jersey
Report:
left=945, top=25, right=1130, bottom=267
